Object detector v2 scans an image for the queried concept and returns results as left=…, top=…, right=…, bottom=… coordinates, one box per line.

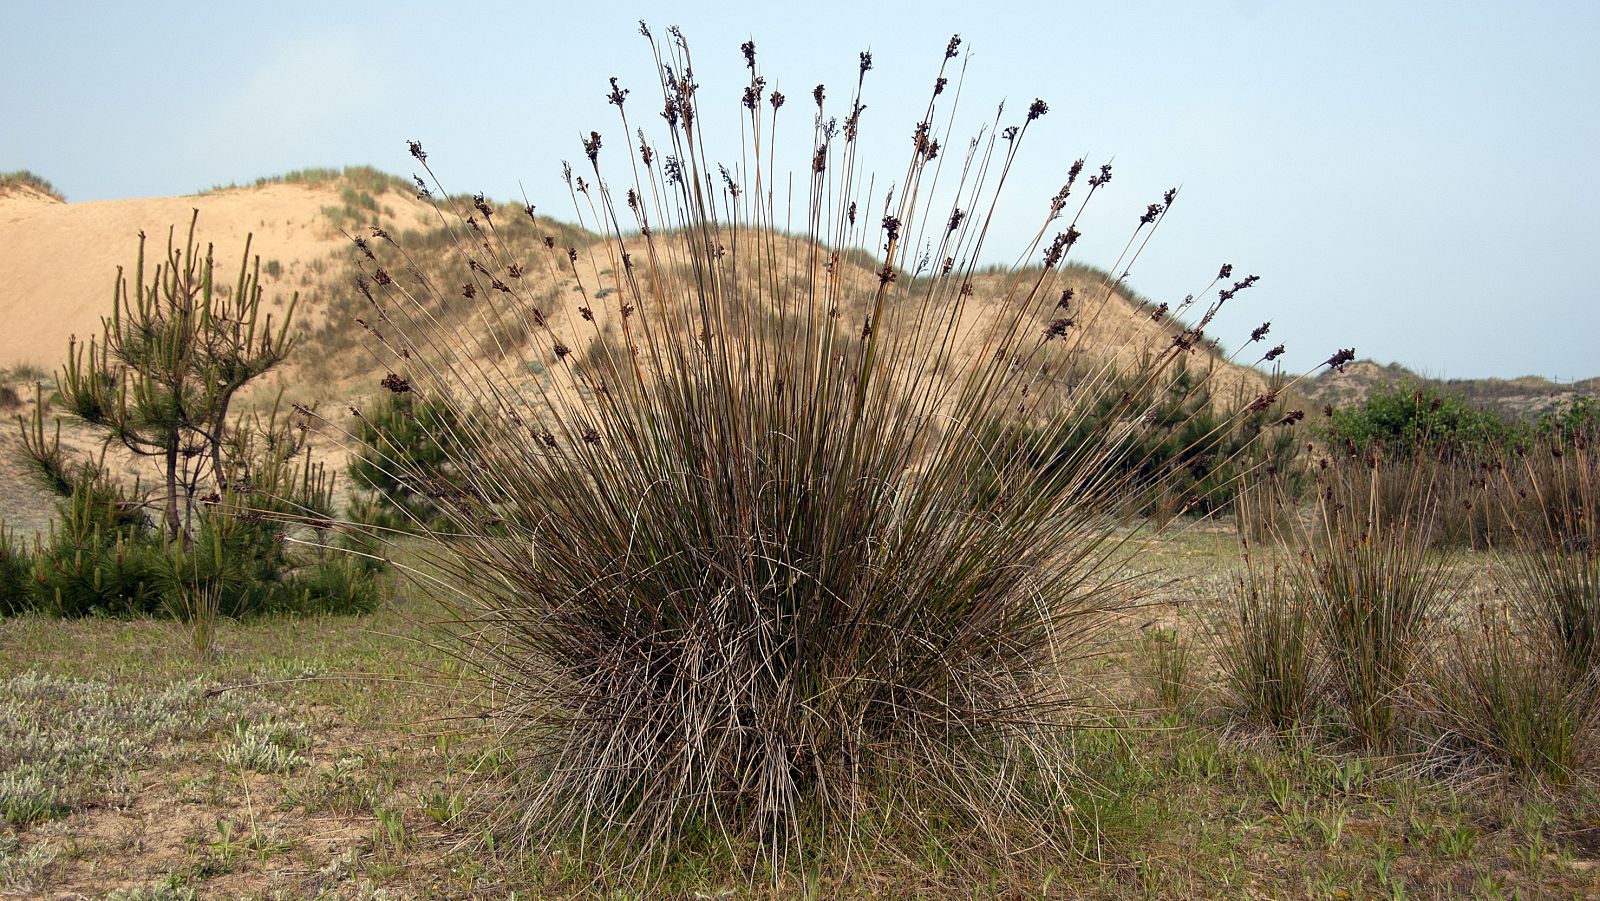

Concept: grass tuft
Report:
left=319, top=25, right=1313, bottom=880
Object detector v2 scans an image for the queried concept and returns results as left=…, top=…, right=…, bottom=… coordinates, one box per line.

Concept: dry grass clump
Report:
left=1436, top=423, right=1600, bottom=781
left=1218, top=432, right=1600, bottom=783
left=1212, top=559, right=1320, bottom=731
left=1429, top=607, right=1598, bottom=782
left=320, top=26, right=1321, bottom=878
left=1303, top=456, right=1454, bottom=750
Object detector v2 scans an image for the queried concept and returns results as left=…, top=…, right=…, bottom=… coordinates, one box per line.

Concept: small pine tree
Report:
left=45, top=211, right=310, bottom=540
left=8, top=214, right=369, bottom=638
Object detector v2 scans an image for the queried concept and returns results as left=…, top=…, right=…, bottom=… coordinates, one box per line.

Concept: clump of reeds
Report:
left=1217, top=452, right=1451, bottom=748
left=1426, top=420, right=1600, bottom=781
left=324, top=26, right=1324, bottom=876
left=1302, top=453, right=1453, bottom=750
left=1212, top=558, right=1320, bottom=731
left=1507, top=426, right=1600, bottom=682
left=1428, top=602, right=1597, bottom=783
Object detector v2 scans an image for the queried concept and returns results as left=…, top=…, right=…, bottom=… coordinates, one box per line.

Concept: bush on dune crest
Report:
left=328, top=26, right=1335, bottom=877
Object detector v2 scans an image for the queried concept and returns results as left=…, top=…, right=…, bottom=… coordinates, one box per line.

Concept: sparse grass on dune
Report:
left=0, top=170, right=63, bottom=202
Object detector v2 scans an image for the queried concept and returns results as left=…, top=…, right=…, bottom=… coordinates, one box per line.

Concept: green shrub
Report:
left=0, top=529, right=32, bottom=616
left=281, top=555, right=382, bottom=616
left=1323, top=383, right=1517, bottom=458
left=347, top=392, right=470, bottom=530
left=2, top=217, right=382, bottom=627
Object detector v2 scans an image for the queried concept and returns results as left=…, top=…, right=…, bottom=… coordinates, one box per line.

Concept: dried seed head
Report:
left=380, top=372, right=412, bottom=394
left=742, top=76, right=767, bottom=111
left=881, top=215, right=901, bottom=243
left=1246, top=391, right=1278, bottom=413
left=607, top=77, right=629, bottom=107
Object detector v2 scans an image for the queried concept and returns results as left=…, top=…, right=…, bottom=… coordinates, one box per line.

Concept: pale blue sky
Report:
left=3, top=1, right=1596, bottom=380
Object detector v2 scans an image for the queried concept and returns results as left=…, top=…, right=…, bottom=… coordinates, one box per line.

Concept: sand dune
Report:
left=0, top=183, right=434, bottom=370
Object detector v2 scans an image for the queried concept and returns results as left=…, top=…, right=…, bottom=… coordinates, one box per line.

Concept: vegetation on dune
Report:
left=0, top=170, right=63, bottom=201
